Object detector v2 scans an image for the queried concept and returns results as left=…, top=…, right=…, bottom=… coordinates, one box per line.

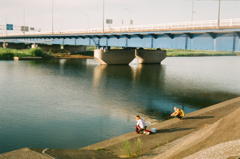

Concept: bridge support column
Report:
left=94, top=49, right=135, bottom=65
left=3, top=42, right=7, bottom=48
left=31, top=44, right=38, bottom=48
left=135, top=49, right=167, bottom=64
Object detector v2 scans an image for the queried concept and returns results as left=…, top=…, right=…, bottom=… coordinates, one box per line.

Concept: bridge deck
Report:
left=1, top=18, right=240, bottom=38
left=0, top=18, right=240, bottom=52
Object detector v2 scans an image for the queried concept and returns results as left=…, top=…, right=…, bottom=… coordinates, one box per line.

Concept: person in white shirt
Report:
left=135, top=115, right=146, bottom=134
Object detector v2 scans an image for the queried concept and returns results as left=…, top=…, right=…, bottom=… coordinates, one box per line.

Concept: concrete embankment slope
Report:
left=154, top=103, right=240, bottom=159
left=82, top=96, right=240, bottom=158
left=1, top=97, right=240, bottom=159
left=0, top=148, right=50, bottom=159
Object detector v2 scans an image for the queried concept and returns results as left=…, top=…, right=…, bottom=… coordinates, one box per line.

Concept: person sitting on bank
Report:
left=135, top=115, right=147, bottom=134
left=171, top=107, right=185, bottom=120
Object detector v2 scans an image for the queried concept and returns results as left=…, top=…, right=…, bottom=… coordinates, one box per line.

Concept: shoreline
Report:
left=1, top=96, right=240, bottom=158
left=1, top=47, right=239, bottom=61
left=80, top=96, right=240, bottom=155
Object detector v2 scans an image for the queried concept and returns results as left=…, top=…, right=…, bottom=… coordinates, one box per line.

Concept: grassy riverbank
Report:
left=0, top=47, right=53, bottom=60
left=85, top=46, right=238, bottom=57
left=166, top=49, right=237, bottom=56
left=0, top=47, right=238, bottom=60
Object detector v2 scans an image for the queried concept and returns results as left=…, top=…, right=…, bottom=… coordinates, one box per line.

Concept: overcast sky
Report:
left=0, top=0, right=240, bottom=32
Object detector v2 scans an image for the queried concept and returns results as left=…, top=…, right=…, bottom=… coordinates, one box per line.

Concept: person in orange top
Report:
left=171, top=107, right=184, bottom=120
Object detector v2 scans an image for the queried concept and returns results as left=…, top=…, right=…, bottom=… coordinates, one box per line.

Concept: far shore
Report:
left=55, top=54, right=94, bottom=59
left=0, top=47, right=239, bottom=61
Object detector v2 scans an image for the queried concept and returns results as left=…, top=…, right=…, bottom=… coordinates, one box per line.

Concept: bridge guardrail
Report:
left=1, top=18, right=240, bottom=37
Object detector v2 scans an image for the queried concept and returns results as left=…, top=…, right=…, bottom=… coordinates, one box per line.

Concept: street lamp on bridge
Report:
left=191, top=0, right=196, bottom=22
left=217, top=0, right=221, bottom=27
left=103, top=0, right=105, bottom=33
left=196, top=0, right=232, bottom=27
left=52, top=0, right=54, bottom=34
left=124, top=8, right=133, bottom=25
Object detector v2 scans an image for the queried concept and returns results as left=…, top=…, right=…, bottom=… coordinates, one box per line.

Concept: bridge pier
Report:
left=135, top=49, right=166, bottom=64
left=94, top=48, right=167, bottom=65
left=31, top=44, right=38, bottom=48
left=94, top=49, right=135, bottom=65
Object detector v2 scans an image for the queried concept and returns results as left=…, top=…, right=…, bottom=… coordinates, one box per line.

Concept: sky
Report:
left=0, top=0, right=240, bottom=33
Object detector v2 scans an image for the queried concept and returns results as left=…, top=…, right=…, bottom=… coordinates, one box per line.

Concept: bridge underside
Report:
left=0, top=28, right=240, bottom=64
left=1, top=29, right=240, bottom=52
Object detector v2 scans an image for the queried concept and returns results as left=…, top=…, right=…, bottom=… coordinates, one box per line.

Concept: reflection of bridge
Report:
left=0, top=18, right=240, bottom=64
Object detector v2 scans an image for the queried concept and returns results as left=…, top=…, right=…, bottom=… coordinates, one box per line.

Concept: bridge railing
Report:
left=1, top=18, right=240, bottom=36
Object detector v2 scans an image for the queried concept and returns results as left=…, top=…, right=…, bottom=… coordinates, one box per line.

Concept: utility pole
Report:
left=124, top=8, right=132, bottom=25
left=103, top=0, right=105, bottom=33
left=52, top=1, right=54, bottom=34
left=6, top=15, right=7, bottom=36
left=218, top=0, right=221, bottom=27
left=191, top=0, right=195, bottom=22
left=23, top=9, right=25, bottom=35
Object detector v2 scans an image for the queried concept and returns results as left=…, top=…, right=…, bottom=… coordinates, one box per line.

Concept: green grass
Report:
left=0, top=48, right=32, bottom=58
left=166, top=49, right=237, bottom=57
left=1, top=47, right=237, bottom=60
left=0, top=47, right=54, bottom=60
left=120, top=139, right=133, bottom=157
left=119, top=138, right=143, bottom=157
left=86, top=46, right=238, bottom=57
left=135, top=138, right=143, bottom=156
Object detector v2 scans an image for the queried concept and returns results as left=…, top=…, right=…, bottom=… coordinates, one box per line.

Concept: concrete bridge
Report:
left=0, top=18, right=240, bottom=64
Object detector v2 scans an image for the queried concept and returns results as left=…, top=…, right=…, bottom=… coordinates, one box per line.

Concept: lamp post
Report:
left=23, top=9, right=25, bottom=35
left=103, top=0, right=105, bottom=33
left=191, top=0, right=195, bottom=22
left=6, top=15, right=7, bottom=36
left=124, top=8, right=132, bottom=25
left=52, top=0, right=54, bottom=34
left=217, top=0, right=221, bottom=27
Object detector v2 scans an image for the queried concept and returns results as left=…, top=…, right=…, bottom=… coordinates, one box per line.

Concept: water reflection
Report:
left=132, top=64, right=165, bottom=88
left=93, top=65, right=134, bottom=88
left=1, top=57, right=240, bottom=154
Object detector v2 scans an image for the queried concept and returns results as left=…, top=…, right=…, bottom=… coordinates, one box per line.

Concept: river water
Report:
left=0, top=56, right=240, bottom=153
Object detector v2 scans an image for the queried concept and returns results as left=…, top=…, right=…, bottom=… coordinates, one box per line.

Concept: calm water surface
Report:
left=0, top=56, right=240, bottom=153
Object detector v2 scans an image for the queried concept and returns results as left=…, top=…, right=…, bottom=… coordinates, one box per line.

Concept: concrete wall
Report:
left=37, top=44, right=61, bottom=53
left=63, top=45, right=86, bottom=54
left=94, top=49, right=135, bottom=65
left=94, top=49, right=167, bottom=65
left=135, top=49, right=166, bottom=64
